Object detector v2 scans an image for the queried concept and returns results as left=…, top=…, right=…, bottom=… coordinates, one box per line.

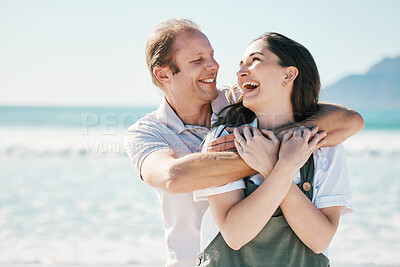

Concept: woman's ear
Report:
left=153, top=66, right=172, bottom=85
left=283, top=66, right=298, bottom=86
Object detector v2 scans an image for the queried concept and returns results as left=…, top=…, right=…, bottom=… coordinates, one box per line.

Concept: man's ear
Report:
left=153, top=66, right=172, bottom=85
left=284, top=66, right=299, bottom=85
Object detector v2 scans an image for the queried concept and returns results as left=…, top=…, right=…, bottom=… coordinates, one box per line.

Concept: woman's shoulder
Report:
left=316, top=143, right=345, bottom=158
left=201, top=125, right=229, bottom=153
left=209, top=119, right=257, bottom=138
left=317, top=143, right=344, bottom=155
left=314, top=144, right=346, bottom=173
left=208, top=125, right=229, bottom=139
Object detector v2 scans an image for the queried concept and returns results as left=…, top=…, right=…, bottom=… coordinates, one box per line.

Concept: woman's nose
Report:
left=236, top=65, right=249, bottom=78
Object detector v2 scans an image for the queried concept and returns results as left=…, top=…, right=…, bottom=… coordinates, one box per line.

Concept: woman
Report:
left=194, top=32, right=352, bottom=266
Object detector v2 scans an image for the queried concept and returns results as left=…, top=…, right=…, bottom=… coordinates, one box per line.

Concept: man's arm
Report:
left=275, top=103, right=364, bottom=146
left=141, top=148, right=257, bottom=194
left=208, top=103, right=364, bottom=151
left=134, top=103, right=364, bottom=193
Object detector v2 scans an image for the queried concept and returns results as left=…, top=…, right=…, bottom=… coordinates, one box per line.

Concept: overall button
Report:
left=302, top=182, right=311, bottom=192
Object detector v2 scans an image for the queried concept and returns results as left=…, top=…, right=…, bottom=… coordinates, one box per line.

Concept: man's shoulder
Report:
left=212, top=85, right=242, bottom=114
left=125, top=111, right=160, bottom=134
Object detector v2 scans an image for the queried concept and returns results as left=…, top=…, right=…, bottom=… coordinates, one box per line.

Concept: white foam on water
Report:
left=0, top=234, right=166, bottom=265
left=0, top=126, right=127, bottom=157
left=343, top=129, right=400, bottom=156
left=1, top=127, right=399, bottom=265
left=1, top=127, right=399, bottom=158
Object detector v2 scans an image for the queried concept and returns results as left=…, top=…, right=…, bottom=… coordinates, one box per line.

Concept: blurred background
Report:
left=0, top=0, right=399, bottom=266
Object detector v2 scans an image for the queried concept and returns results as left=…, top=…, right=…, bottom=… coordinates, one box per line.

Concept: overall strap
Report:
left=245, top=155, right=315, bottom=200
left=298, top=154, right=315, bottom=201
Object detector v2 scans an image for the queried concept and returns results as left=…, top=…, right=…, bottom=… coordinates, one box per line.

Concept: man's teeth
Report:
left=200, top=78, right=215, bottom=83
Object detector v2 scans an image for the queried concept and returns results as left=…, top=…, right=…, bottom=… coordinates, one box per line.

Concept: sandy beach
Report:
left=0, top=265, right=161, bottom=267
left=0, top=264, right=396, bottom=267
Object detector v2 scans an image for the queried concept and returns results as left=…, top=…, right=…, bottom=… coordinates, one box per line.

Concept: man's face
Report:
left=167, top=30, right=219, bottom=106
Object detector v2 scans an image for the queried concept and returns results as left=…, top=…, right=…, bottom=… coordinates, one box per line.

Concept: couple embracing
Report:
left=125, top=19, right=363, bottom=267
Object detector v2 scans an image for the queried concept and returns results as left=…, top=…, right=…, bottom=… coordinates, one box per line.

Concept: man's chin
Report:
left=206, top=89, right=219, bottom=101
left=196, top=84, right=218, bottom=101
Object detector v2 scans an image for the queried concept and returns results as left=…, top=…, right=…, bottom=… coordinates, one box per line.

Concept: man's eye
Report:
left=252, top=57, right=260, bottom=63
left=191, top=58, right=202, bottom=63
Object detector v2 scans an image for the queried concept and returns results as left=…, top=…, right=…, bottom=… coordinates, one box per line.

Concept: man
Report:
left=125, top=19, right=364, bottom=267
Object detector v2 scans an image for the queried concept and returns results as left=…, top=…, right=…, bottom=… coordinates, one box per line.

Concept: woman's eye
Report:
left=252, top=57, right=260, bottom=63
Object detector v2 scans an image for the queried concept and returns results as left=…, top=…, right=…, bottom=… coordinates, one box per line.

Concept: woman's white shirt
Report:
left=193, top=119, right=353, bottom=256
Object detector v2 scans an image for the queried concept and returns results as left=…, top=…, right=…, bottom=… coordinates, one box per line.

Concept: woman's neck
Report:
left=255, top=105, right=295, bottom=131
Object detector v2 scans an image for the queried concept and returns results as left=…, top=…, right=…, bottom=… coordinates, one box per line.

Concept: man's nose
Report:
left=205, top=57, right=219, bottom=72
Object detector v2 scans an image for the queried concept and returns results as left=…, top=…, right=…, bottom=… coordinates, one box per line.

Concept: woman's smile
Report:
left=241, top=80, right=260, bottom=95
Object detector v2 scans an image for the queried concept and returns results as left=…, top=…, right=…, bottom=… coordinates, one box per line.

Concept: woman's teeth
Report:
left=242, top=81, right=260, bottom=90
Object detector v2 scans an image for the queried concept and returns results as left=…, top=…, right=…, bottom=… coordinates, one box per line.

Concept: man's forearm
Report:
left=275, top=103, right=364, bottom=146
left=168, top=152, right=256, bottom=193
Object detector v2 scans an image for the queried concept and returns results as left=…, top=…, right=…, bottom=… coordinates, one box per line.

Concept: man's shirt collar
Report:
left=156, top=97, right=212, bottom=134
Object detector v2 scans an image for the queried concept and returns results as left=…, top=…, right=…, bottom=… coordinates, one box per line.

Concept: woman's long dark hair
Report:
left=214, top=32, right=320, bottom=129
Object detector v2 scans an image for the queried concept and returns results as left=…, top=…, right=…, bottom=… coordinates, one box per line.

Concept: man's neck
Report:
left=166, top=97, right=213, bottom=128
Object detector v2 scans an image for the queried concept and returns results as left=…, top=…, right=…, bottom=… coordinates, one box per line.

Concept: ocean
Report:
left=0, top=106, right=399, bottom=266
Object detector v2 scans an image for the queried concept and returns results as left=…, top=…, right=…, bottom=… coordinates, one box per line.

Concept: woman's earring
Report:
left=282, top=81, right=287, bottom=87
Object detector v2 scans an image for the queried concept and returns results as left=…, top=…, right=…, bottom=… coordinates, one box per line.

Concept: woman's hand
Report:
left=233, top=126, right=280, bottom=176
left=279, top=127, right=327, bottom=171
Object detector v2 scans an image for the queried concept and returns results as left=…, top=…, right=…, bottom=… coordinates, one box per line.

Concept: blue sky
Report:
left=1, top=0, right=399, bottom=106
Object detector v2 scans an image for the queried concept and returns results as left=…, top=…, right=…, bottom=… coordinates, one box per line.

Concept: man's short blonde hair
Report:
left=145, top=19, right=200, bottom=88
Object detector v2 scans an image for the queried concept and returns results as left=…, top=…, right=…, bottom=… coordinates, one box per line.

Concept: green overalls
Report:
left=196, top=156, right=330, bottom=267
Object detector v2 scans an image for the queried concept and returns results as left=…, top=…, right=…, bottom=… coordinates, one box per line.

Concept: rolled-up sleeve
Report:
left=313, top=144, right=353, bottom=215
left=194, top=180, right=246, bottom=202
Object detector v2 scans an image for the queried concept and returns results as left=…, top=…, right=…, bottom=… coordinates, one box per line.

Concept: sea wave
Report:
left=343, top=129, right=400, bottom=156
left=1, top=128, right=399, bottom=266
left=0, top=235, right=166, bottom=265
left=1, top=128, right=399, bottom=158
left=0, top=127, right=127, bottom=158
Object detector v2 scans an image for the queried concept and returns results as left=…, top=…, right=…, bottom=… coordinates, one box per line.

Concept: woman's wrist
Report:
left=257, top=159, right=276, bottom=178
left=272, top=159, right=299, bottom=179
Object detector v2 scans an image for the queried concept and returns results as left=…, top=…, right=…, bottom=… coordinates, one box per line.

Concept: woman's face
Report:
left=236, top=39, right=289, bottom=112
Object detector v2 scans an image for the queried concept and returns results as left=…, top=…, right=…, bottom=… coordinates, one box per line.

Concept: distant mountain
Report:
left=320, top=56, right=400, bottom=109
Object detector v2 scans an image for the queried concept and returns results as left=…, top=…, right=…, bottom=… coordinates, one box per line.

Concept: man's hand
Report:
left=205, top=133, right=236, bottom=152
left=205, top=126, right=249, bottom=152
left=276, top=125, right=319, bottom=142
